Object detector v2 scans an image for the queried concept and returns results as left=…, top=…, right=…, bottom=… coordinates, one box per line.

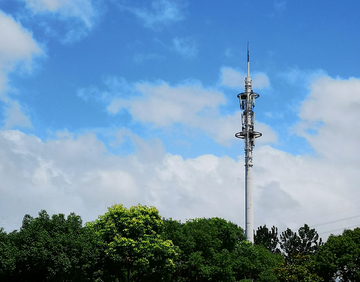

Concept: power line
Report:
left=319, top=224, right=360, bottom=236
left=254, top=193, right=360, bottom=226
left=311, top=214, right=360, bottom=228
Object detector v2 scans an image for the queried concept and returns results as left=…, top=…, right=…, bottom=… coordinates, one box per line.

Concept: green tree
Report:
left=233, top=242, right=283, bottom=282
left=315, top=227, right=360, bottom=281
left=274, top=254, right=323, bottom=282
left=0, top=228, right=17, bottom=280
left=280, top=224, right=322, bottom=263
left=11, top=210, right=99, bottom=281
left=255, top=225, right=280, bottom=254
left=164, top=217, right=245, bottom=281
left=89, top=204, right=178, bottom=282
left=164, top=217, right=281, bottom=281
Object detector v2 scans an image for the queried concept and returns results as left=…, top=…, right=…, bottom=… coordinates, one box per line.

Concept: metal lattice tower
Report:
left=235, top=43, right=262, bottom=243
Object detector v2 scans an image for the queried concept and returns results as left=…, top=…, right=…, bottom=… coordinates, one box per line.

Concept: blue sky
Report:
left=1, top=0, right=360, bottom=239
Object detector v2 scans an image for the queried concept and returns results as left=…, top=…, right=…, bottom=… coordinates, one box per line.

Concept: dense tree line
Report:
left=0, top=204, right=359, bottom=281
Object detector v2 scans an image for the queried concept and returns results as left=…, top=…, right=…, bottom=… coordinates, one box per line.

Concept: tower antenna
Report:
left=235, top=43, right=262, bottom=243
left=247, top=42, right=250, bottom=77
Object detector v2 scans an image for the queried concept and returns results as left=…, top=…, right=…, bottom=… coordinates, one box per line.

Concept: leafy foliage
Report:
left=255, top=225, right=280, bottom=254
left=5, top=210, right=99, bottom=281
left=274, top=254, right=323, bottom=282
left=89, top=204, right=178, bottom=282
left=164, top=217, right=243, bottom=281
left=3, top=204, right=360, bottom=282
left=164, top=217, right=281, bottom=281
left=315, top=227, right=360, bottom=281
left=0, top=228, right=17, bottom=279
left=233, top=242, right=283, bottom=281
left=280, top=224, right=322, bottom=263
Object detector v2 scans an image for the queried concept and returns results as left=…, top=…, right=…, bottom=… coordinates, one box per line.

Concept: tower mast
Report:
left=235, top=43, right=262, bottom=243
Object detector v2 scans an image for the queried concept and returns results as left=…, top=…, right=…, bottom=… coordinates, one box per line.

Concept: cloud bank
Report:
left=78, top=72, right=277, bottom=147
left=1, top=74, right=360, bottom=241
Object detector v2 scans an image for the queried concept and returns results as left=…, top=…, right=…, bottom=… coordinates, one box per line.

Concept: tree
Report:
left=274, top=254, right=323, bottom=282
left=11, top=210, right=99, bottom=281
left=233, top=242, right=283, bottom=282
left=315, top=227, right=360, bottom=281
left=164, top=217, right=282, bottom=281
left=89, top=204, right=178, bottom=282
left=164, top=217, right=246, bottom=281
left=0, top=228, right=17, bottom=280
left=254, top=225, right=280, bottom=254
left=280, top=224, right=322, bottom=263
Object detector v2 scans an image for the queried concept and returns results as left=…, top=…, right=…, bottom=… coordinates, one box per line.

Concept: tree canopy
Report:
left=315, top=227, right=360, bottom=281
left=279, top=224, right=322, bottom=264
left=3, top=210, right=99, bottom=281
left=255, top=225, right=280, bottom=254
left=0, top=204, right=359, bottom=282
left=164, top=217, right=282, bottom=281
left=89, top=204, right=178, bottom=282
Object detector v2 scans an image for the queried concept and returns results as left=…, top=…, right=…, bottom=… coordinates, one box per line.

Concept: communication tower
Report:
left=235, top=43, right=262, bottom=243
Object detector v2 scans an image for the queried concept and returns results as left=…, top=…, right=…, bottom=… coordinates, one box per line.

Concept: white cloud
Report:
left=220, top=67, right=244, bottom=88
left=173, top=37, right=198, bottom=58
left=220, top=67, right=270, bottom=89
left=254, top=72, right=271, bottom=89
left=0, top=11, right=42, bottom=75
left=253, top=144, right=359, bottom=236
left=107, top=80, right=225, bottom=126
left=192, top=112, right=277, bottom=146
left=0, top=11, right=42, bottom=128
left=3, top=101, right=32, bottom=129
left=106, top=79, right=272, bottom=146
left=123, top=0, right=185, bottom=29
left=0, top=129, right=244, bottom=231
left=68, top=75, right=360, bottom=240
left=79, top=75, right=277, bottom=146
left=294, top=76, right=360, bottom=165
left=22, top=0, right=62, bottom=12
left=255, top=121, right=278, bottom=144
left=0, top=124, right=358, bottom=239
left=22, top=0, right=98, bottom=28
left=21, top=0, right=100, bottom=43
left=282, top=67, right=326, bottom=86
